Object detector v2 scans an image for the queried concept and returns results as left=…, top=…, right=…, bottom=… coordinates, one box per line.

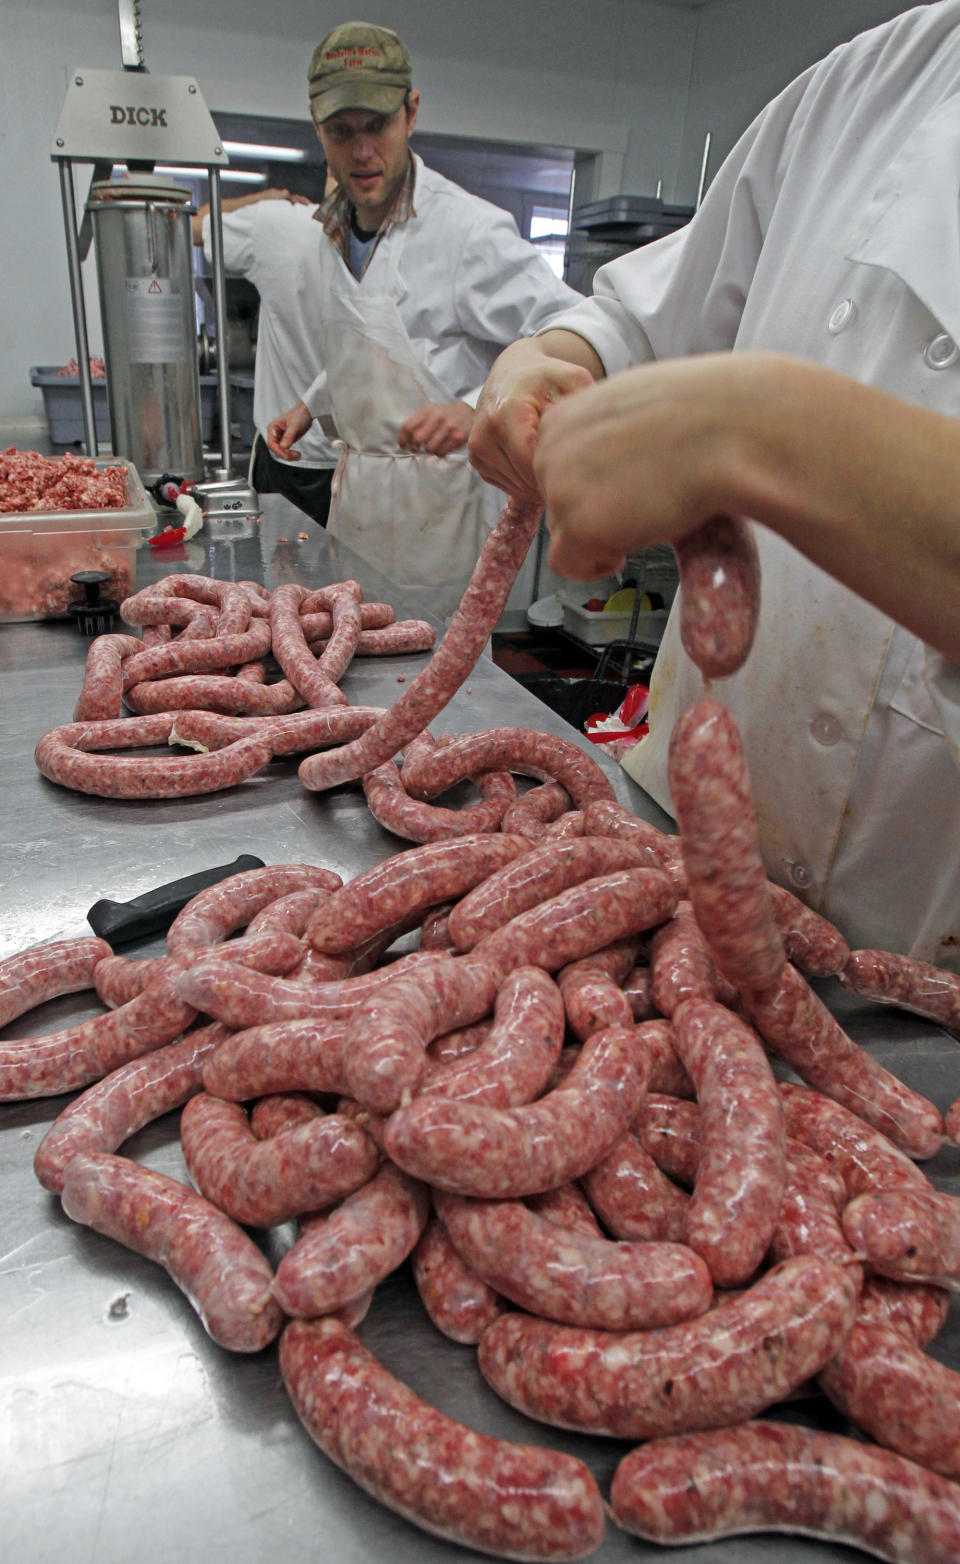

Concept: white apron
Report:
left=321, top=228, right=490, bottom=617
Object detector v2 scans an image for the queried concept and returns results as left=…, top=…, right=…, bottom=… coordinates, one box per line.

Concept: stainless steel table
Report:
left=2, top=497, right=958, bottom=1563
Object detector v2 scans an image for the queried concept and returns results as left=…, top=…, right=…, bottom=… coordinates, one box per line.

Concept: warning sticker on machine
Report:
left=124, top=277, right=188, bottom=363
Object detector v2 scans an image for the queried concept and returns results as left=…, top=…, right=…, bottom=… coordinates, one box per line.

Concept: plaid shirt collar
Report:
left=316, top=153, right=417, bottom=277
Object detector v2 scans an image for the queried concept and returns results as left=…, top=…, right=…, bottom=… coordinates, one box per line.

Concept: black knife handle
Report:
left=87, top=854, right=266, bottom=946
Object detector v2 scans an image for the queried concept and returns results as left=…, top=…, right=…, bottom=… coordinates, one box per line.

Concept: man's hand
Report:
left=258, top=189, right=313, bottom=208
left=469, top=333, right=601, bottom=499
left=397, top=400, right=474, bottom=457
left=266, top=400, right=313, bottom=462
left=191, top=188, right=313, bottom=244
left=535, top=355, right=736, bottom=579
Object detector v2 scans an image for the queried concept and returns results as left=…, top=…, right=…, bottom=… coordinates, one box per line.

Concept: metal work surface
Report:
left=2, top=497, right=959, bottom=1563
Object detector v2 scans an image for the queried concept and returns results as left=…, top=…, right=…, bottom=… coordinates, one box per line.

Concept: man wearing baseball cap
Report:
left=267, top=21, right=579, bottom=612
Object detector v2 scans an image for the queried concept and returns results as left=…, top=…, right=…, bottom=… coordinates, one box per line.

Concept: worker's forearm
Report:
left=723, top=355, right=960, bottom=662
left=532, top=328, right=606, bottom=381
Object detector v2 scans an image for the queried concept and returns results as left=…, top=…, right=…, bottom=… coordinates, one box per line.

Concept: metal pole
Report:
left=695, top=132, right=713, bottom=211
left=57, top=159, right=98, bottom=457
left=206, top=166, right=233, bottom=477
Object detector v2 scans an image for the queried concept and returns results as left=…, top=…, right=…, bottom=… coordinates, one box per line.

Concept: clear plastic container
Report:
left=0, top=456, right=154, bottom=622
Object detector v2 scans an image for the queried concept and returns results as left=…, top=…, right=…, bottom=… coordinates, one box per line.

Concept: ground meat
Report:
left=0, top=449, right=127, bottom=514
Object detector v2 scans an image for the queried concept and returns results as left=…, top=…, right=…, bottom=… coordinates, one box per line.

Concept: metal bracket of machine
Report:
left=191, top=477, right=261, bottom=542
left=49, top=0, right=239, bottom=488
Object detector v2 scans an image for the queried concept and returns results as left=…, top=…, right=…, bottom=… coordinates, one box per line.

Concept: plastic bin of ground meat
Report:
left=0, top=450, right=155, bottom=623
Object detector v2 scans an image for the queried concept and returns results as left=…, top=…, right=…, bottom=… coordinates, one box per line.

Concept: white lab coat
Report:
left=543, top=0, right=960, bottom=967
left=201, top=202, right=338, bottom=468
left=301, top=156, right=578, bottom=605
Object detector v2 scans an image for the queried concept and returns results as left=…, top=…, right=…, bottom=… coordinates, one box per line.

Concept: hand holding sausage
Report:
left=469, top=333, right=601, bottom=498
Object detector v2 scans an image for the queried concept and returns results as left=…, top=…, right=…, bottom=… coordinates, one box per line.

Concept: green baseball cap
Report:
left=308, top=22, right=412, bottom=121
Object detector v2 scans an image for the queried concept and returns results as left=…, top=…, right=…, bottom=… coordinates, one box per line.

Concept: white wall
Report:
left=677, top=0, right=926, bottom=197
left=0, top=0, right=923, bottom=424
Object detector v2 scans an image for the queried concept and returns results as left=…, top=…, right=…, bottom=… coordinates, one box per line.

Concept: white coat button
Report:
left=788, top=861, right=812, bottom=889
left=828, top=299, right=857, bottom=334
left=811, top=713, right=843, bottom=746
left=924, top=333, right=959, bottom=370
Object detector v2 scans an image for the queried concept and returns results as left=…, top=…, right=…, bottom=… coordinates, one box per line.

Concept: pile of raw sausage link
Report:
left=9, top=496, right=960, bottom=1561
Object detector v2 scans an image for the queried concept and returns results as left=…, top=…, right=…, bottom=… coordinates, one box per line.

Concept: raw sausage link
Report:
left=448, top=839, right=650, bottom=953
left=305, top=579, right=362, bottom=687
left=166, top=863, right=341, bottom=955
left=180, top=1093, right=379, bottom=1227
left=818, top=1318, right=960, bottom=1477
left=306, top=836, right=527, bottom=955
left=120, top=617, right=273, bottom=686
left=622, top=963, right=656, bottom=1021
left=670, top=999, right=786, bottom=1287
left=556, top=940, right=638, bottom=1041
left=779, top=1080, right=935, bottom=1198
left=74, top=632, right=143, bottom=719
left=544, top=811, right=585, bottom=839
left=840, top=947, right=960, bottom=1038
left=342, top=957, right=502, bottom=1113
left=400, top=726, right=617, bottom=811
left=202, top=1019, right=350, bottom=1100
left=297, top=496, right=543, bottom=790
left=60, top=1151, right=283, bottom=1352
left=768, top=882, right=850, bottom=976
left=633, top=1019, right=694, bottom=1097
left=249, top=1092, right=325, bottom=1139
left=313, top=619, right=436, bottom=657
left=608, top=1421, right=960, bottom=1562
left=501, top=782, right=571, bottom=836
left=33, top=1021, right=228, bottom=1193
left=581, top=800, right=688, bottom=892
left=175, top=949, right=435, bottom=1030
left=477, top=1253, right=860, bottom=1438
left=742, top=964, right=944, bottom=1158
left=667, top=698, right=785, bottom=991
left=362, top=759, right=517, bottom=843
left=649, top=902, right=727, bottom=1017
left=435, top=1189, right=712, bottom=1330
left=382, top=1024, right=650, bottom=1197
left=411, top=1214, right=504, bottom=1344
left=420, top=966, right=564, bottom=1107
left=635, top=1092, right=702, bottom=1185
left=580, top=1131, right=689, bottom=1243
left=0, top=962, right=196, bottom=1101
left=279, top=1316, right=606, bottom=1561
left=856, top=1275, right=950, bottom=1348
left=427, top=1019, right=491, bottom=1064
left=268, top=582, right=351, bottom=708
left=768, top=1137, right=856, bottom=1268
left=528, top=1183, right=605, bottom=1239
left=419, top=902, right=455, bottom=951
left=124, top=671, right=301, bottom=717
left=245, top=886, right=330, bottom=939
left=121, top=573, right=266, bottom=628
left=94, top=926, right=306, bottom=1008
left=35, top=713, right=275, bottom=798
left=0, top=936, right=112, bottom=1027
left=472, top=867, right=677, bottom=981
left=673, top=514, right=761, bottom=678
left=169, top=704, right=385, bottom=759
left=273, top=1164, right=430, bottom=1318
left=841, top=1185, right=960, bottom=1285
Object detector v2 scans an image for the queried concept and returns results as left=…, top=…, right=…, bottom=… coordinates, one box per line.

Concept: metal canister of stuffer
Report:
left=86, top=175, right=204, bottom=486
